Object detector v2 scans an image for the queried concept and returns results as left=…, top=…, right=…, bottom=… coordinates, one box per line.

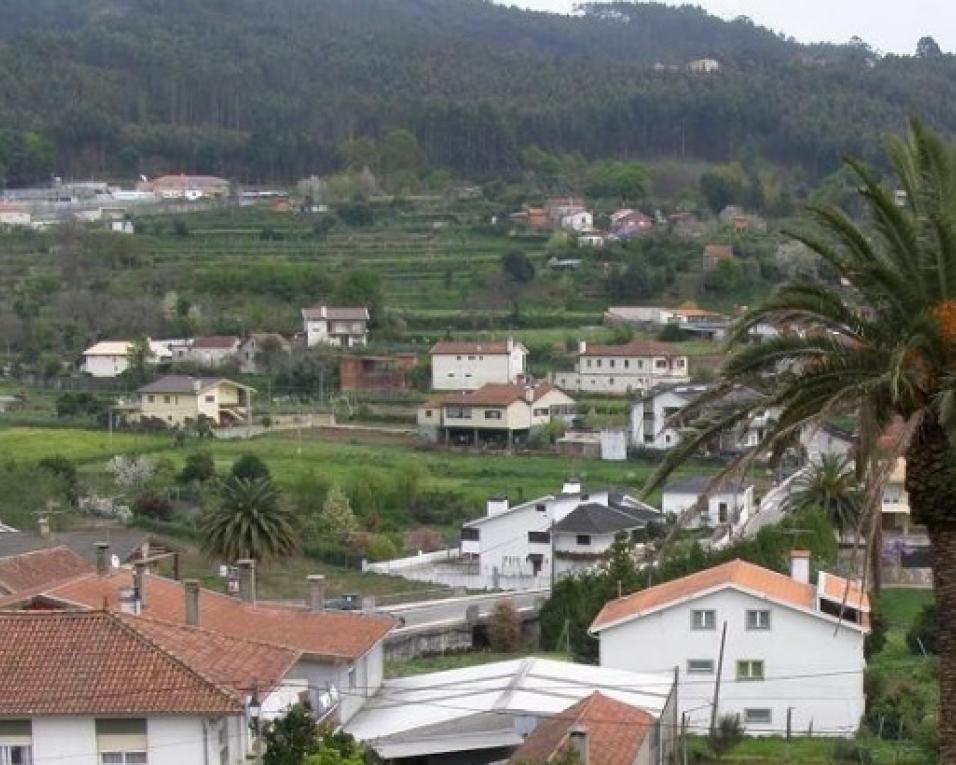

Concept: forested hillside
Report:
left=0, top=0, right=954, bottom=183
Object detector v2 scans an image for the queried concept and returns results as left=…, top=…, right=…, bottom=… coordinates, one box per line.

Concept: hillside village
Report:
left=0, top=3, right=952, bottom=765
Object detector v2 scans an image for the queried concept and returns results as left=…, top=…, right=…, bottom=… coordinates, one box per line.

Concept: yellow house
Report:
left=137, top=376, right=255, bottom=427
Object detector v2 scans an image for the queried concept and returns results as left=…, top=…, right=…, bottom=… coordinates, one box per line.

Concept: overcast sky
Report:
left=497, top=1, right=956, bottom=55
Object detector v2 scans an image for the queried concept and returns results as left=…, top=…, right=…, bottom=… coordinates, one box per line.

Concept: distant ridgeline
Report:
left=0, top=0, right=954, bottom=183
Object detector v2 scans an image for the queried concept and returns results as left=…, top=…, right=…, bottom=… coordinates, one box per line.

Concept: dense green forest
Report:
left=0, top=0, right=954, bottom=184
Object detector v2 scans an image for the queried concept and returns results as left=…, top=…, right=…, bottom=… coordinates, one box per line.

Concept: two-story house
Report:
left=417, top=382, right=575, bottom=447
left=632, top=384, right=776, bottom=451
left=136, top=375, right=255, bottom=427
left=660, top=474, right=754, bottom=530
left=429, top=339, right=528, bottom=391
left=590, top=552, right=869, bottom=736
left=81, top=339, right=172, bottom=378
left=459, top=479, right=663, bottom=589
left=302, top=306, right=369, bottom=348
left=554, top=341, right=689, bottom=395
left=184, top=336, right=242, bottom=368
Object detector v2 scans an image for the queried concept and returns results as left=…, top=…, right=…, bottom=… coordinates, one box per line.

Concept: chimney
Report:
left=184, top=579, right=201, bottom=627
left=37, top=516, right=50, bottom=538
left=133, top=562, right=147, bottom=608
left=568, top=725, right=589, bottom=765
left=192, top=378, right=202, bottom=392
left=95, top=542, right=110, bottom=576
left=524, top=385, right=535, bottom=404
left=790, top=550, right=810, bottom=584
left=486, top=496, right=510, bottom=515
left=578, top=340, right=587, bottom=355
left=307, top=574, right=326, bottom=611
left=237, top=559, right=256, bottom=603
left=507, top=336, right=515, bottom=352
left=561, top=477, right=582, bottom=495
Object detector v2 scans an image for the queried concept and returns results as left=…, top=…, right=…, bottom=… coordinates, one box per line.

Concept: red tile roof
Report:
left=431, top=382, right=562, bottom=407
left=0, top=547, right=93, bottom=595
left=590, top=559, right=869, bottom=633
left=0, top=570, right=393, bottom=661
left=581, top=341, right=681, bottom=357
left=119, top=614, right=300, bottom=695
left=508, top=692, right=653, bottom=765
left=0, top=611, right=240, bottom=715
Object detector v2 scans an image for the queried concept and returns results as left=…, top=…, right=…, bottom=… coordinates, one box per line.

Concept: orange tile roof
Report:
left=819, top=572, right=869, bottom=612
left=433, top=382, right=560, bottom=407
left=119, top=614, right=300, bottom=695
left=0, top=570, right=393, bottom=661
left=581, top=341, right=681, bottom=357
left=508, top=692, right=653, bottom=765
left=590, top=559, right=868, bottom=633
left=0, top=547, right=93, bottom=595
left=0, top=611, right=239, bottom=715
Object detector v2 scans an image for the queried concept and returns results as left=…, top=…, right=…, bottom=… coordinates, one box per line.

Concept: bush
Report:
left=55, top=391, right=107, bottom=419
left=865, top=676, right=929, bottom=740
left=708, top=713, right=743, bottom=759
left=230, top=453, right=271, bottom=482
left=906, top=603, right=937, bottom=655
left=487, top=599, right=522, bottom=652
left=178, top=452, right=215, bottom=484
left=832, top=739, right=873, bottom=764
left=132, top=491, right=173, bottom=521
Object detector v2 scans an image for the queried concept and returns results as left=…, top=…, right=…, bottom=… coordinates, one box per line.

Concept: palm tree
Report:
left=785, top=454, right=862, bottom=537
left=646, top=120, right=956, bottom=759
left=200, top=477, right=299, bottom=563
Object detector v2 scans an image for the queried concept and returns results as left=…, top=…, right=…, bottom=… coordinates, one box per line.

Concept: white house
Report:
left=0, top=202, right=32, bottom=227
left=302, top=306, right=369, bottom=348
left=882, top=458, right=925, bottom=538
left=345, top=657, right=677, bottom=764
left=687, top=57, right=720, bottom=73
left=418, top=382, right=576, bottom=448
left=661, top=474, right=755, bottom=529
left=559, top=208, right=593, bottom=232
left=459, top=479, right=663, bottom=589
left=800, top=423, right=855, bottom=464
left=554, top=340, right=689, bottom=395
left=429, top=338, right=528, bottom=391
left=632, top=384, right=776, bottom=451
left=81, top=339, right=172, bottom=378
left=176, top=336, right=241, bottom=368
left=590, top=553, right=870, bottom=737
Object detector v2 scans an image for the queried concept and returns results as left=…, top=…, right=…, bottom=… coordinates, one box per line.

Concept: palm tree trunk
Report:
left=906, top=416, right=956, bottom=761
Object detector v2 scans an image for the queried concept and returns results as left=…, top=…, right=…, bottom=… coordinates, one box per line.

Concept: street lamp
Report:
left=248, top=688, right=262, bottom=765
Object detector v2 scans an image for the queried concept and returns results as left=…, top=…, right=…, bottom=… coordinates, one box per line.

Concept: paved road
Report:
left=739, top=467, right=808, bottom=537
left=380, top=589, right=550, bottom=630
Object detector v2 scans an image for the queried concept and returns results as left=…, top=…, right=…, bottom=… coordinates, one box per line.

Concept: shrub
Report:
left=708, top=713, right=743, bottom=760
left=178, top=452, right=215, bottom=484
left=832, top=739, right=873, bottom=764
left=132, top=491, right=173, bottom=521
left=230, top=453, right=271, bottom=482
left=487, top=599, right=522, bottom=652
left=906, top=603, right=937, bottom=655
left=865, top=676, right=929, bottom=740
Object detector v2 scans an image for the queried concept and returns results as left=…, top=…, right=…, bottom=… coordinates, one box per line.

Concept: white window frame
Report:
left=690, top=609, right=716, bottom=630
left=746, top=609, right=771, bottom=630
left=744, top=708, right=772, bottom=725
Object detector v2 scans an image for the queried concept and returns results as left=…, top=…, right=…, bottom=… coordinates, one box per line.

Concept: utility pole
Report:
left=709, top=620, right=728, bottom=737
left=681, top=711, right=688, bottom=765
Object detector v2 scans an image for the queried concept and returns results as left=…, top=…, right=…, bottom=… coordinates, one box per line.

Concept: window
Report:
left=609, top=378, right=614, bottom=385
left=746, top=610, right=771, bottom=630
left=218, top=720, right=229, bottom=765
left=610, top=360, right=616, bottom=368
left=528, top=531, right=551, bottom=544
left=456, top=355, right=462, bottom=360
left=163, top=395, right=171, bottom=404
left=533, top=408, right=549, bottom=417
left=205, top=395, right=215, bottom=403
left=96, top=719, right=146, bottom=765
left=655, top=359, right=667, bottom=369
left=0, top=720, right=32, bottom=765
left=687, top=659, right=715, bottom=674
left=484, top=409, right=503, bottom=420
left=691, top=609, right=716, bottom=630
left=146, top=395, right=154, bottom=403
left=624, top=360, right=630, bottom=369
left=718, top=502, right=729, bottom=523
left=576, top=534, right=591, bottom=545
left=461, top=527, right=479, bottom=542
left=596, top=360, right=602, bottom=368
left=586, top=359, right=592, bottom=368
left=736, top=660, right=765, bottom=680
left=425, top=409, right=433, bottom=417
left=468, top=355, right=475, bottom=360
left=446, top=406, right=469, bottom=419
left=744, top=708, right=772, bottom=725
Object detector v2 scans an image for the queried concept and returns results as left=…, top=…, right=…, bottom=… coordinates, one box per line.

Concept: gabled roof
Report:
left=428, top=382, right=567, bottom=408
left=301, top=306, right=369, bottom=321
left=83, top=340, right=134, bottom=356
left=137, top=375, right=254, bottom=395
left=0, top=547, right=93, bottom=595
left=119, top=614, right=300, bottom=696
left=429, top=340, right=527, bottom=355
left=662, top=474, right=753, bottom=496
left=590, top=559, right=869, bottom=634
left=0, top=529, right=175, bottom=566
left=0, top=569, right=393, bottom=661
left=553, top=501, right=662, bottom=535
left=704, top=244, right=734, bottom=260
left=0, top=611, right=240, bottom=715
left=507, top=692, right=654, bottom=765
left=191, top=335, right=240, bottom=349
left=581, top=341, right=681, bottom=358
